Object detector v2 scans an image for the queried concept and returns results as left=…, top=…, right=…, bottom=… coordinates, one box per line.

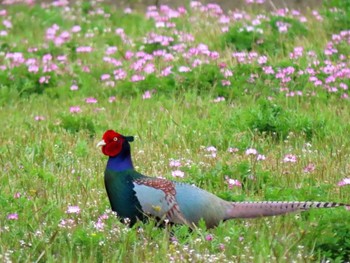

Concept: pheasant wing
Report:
left=134, top=178, right=193, bottom=227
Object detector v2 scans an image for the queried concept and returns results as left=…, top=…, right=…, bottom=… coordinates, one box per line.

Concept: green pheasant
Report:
left=97, top=130, right=350, bottom=228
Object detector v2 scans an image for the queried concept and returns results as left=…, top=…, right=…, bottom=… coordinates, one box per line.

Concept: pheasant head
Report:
left=97, top=130, right=134, bottom=157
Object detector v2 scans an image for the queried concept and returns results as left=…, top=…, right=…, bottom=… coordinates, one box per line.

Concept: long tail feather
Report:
left=226, top=201, right=350, bottom=219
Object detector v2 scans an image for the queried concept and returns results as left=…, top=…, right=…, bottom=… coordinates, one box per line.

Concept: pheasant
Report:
left=97, top=130, right=349, bottom=228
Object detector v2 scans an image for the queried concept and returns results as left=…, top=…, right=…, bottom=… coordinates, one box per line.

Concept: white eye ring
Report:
left=113, top=137, right=118, bottom=141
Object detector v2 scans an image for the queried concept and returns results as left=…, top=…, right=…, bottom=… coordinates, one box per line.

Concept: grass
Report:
left=1, top=1, right=350, bottom=262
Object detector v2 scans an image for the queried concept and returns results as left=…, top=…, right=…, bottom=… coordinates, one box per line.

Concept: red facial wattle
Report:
left=100, top=130, right=125, bottom=157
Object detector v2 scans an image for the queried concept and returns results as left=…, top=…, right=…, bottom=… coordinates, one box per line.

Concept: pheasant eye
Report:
left=113, top=137, right=118, bottom=141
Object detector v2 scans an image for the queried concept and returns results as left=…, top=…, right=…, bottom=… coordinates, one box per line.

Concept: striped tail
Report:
left=226, top=201, right=350, bottom=219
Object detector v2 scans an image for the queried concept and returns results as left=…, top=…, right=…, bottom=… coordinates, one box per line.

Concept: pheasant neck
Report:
left=106, top=142, right=134, bottom=172
left=106, top=155, right=134, bottom=172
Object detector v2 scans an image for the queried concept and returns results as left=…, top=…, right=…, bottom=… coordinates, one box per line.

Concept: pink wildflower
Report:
left=143, top=63, right=155, bottom=74
left=54, top=37, right=64, bottom=46
left=71, top=25, right=81, bottom=33
left=169, top=159, right=181, bottom=167
left=276, top=21, right=290, bottom=33
left=114, top=69, right=127, bottom=80
left=338, top=178, right=350, bottom=187
left=170, top=236, right=178, bottom=243
left=220, top=68, right=233, bottom=78
left=213, top=96, right=225, bottom=103
left=171, top=170, right=185, bottom=178
left=58, top=219, right=76, bottom=228
left=219, top=62, right=227, bottom=68
left=221, top=80, right=231, bottom=86
left=131, top=74, right=145, bottom=82
left=206, top=146, right=217, bottom=152
left=98, top=213, right=108, bottom=220
left=105, top=46, right=118, bottom=55
left=0, top=9, right=7, bottom=16
left=303, top=163, right=315, bottom=173
left=228, top=147, right=239, bottom=153
left=263, top=66, right=274, bottom=74
left=100, top=74, right=111, bottom=81
left=70, top=106, right=81, bottom=113
left=257, top=154, right=266, bottom=161
left=142, top=90, right=152, bottom=99
left=206, top=146, right=217, bottom=158
left=70, top=84, right=78, bottom=91
left=85, top=97, right=97, bottom=104
left=225, top=176, right=242, bottom=188
left=221, top=68, right=233, bottom=78
left=39, top=76, right=50, bottom=84
left=94, top=219, right=104, bottom=231
left=245, top=148, right=258, bottom=155
left=104, top=57, right=122, bottom=67
left=163, top=53, right=174, bottom=61
left=66, top=205, right=80, bottom=214
left=178, top=66, right=191, bottom=72
left=124, top=7, right=132, bottom=14
left=28, top=64, right=39, bottom=73
left=34, top=116, right=45, bottom=121
left=115, top=28, right=125, bottom=35
left=283, top=154, right=297, bottom=163
left=125, top=50, right=134, bottom=60
left=108, top=96, right=116, bottom=103
left=7, top=213, right=18, bottom=220
left=254, top=55, right=265, bottom=65
left=82, top=65, right=90, bottom=72
left=205, top=234, right=213, bottom=241
left=76, top=46, right=93, bottom=53
left=3, top=19, right=12, bottom=28
left=161, top=66, right=172, bottom=76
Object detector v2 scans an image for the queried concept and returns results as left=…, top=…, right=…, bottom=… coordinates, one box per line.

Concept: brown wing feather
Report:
left=134, top=178, right=193, bottom=227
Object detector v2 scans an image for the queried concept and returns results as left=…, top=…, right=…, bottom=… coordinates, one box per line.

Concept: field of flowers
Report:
left=1, top=0, right=350, bottom=262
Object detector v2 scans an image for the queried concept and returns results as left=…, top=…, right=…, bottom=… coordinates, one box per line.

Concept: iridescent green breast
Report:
left=104, top=169, right=144, bottom=226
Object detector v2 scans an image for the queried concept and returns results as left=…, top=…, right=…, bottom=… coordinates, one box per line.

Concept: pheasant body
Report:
left=98, top=130, right=349, bottom=228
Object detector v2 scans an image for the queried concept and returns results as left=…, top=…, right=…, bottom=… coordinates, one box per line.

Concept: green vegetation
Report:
left=0, top=1, right=349, bottom=262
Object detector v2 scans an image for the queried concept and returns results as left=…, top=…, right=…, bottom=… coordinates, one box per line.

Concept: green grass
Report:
left=1, top=1, right=350, bottom=262
left=1, top=94, right=349, bottom=262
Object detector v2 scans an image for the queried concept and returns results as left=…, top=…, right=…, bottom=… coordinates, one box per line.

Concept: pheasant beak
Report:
left=96, top=140, right=106, bottom=148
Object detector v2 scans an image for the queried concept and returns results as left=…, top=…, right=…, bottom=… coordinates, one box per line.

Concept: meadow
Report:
left=1, top=0, right=350, bottom=262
